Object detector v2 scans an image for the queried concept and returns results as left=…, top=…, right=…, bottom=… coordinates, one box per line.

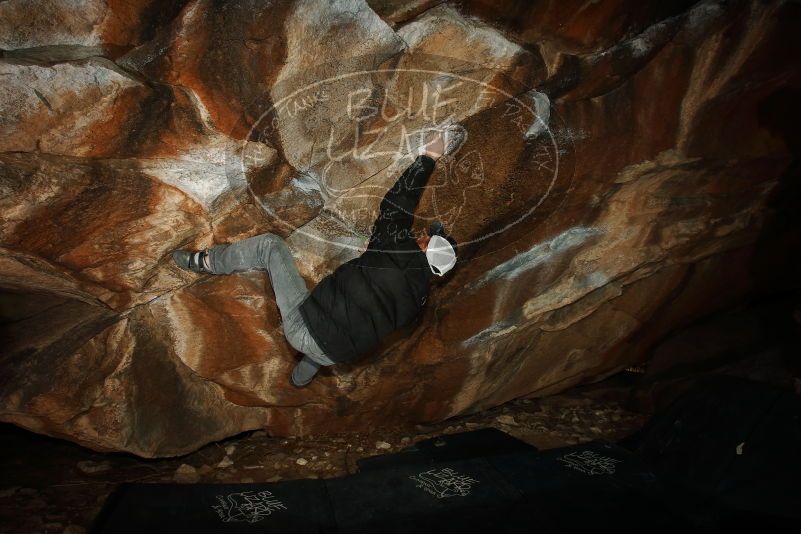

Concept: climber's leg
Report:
left=206, top=233, right=309, bottom=322
left=284, top=305, right=335, bottom=387
left=207, top=233, right=335, bottom=383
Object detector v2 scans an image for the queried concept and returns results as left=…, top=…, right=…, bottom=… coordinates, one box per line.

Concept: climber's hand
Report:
left=423, top=131, right=444, bottom=160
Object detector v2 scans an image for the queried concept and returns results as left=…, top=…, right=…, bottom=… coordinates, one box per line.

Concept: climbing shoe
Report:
left=172, top=249, right=211, bottom=274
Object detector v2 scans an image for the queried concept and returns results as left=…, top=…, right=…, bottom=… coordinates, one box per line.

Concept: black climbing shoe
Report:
left=172, top=249, right=211, bottom=274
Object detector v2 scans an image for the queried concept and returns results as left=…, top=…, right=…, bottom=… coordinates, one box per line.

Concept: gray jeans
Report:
left=206, top=233, right=335, bottom=384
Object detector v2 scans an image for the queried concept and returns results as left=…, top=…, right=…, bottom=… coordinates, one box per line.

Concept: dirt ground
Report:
left=0, top=379, right=645, bottom=534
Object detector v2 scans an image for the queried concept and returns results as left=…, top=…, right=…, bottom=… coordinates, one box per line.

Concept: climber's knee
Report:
left=253, top=232, right=282, bottom=260
left=255, top=232, right=280, bottom=246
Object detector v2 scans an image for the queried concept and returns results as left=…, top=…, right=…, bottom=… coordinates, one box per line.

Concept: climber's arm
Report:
left=368, top=154, right=435, bottom=246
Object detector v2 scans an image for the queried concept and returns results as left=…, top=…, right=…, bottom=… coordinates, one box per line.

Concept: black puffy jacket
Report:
left=298, top=155, right=435, bottom=363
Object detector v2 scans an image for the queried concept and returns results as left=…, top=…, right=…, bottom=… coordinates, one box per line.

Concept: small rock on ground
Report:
left=76, top=460, right=111, bottom=474
left=173, top=464, right=200, bottom=483
left=496, top=415, right=517, bottom=426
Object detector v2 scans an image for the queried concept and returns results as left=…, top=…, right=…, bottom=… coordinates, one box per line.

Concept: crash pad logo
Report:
left=409, top=467, right=479, bottom=498
left=234, top=52, right=571, bottom=257
left=558, top=450, right=622, bottom=476
left=212, top=490, right=287, bottom=523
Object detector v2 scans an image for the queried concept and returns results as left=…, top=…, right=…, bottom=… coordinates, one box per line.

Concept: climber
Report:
left=172, top=124, right=464, bottom=387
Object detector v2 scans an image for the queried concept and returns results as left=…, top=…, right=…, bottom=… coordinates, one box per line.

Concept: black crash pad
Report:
left=91, top=479, right=336, bottom=533
left=91, top=432, right=684, bottom=534
left=328, top=455, right=551, bottom=534
left=489, top=440, right=692, bottom=533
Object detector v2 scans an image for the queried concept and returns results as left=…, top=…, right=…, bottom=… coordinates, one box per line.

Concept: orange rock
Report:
left=0, top=0, right=798, bottom=456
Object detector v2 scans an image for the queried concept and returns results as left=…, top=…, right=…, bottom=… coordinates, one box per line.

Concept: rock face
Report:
left=1, top=0, right=799, bottom=457
left=0, top=0, right=191, bottom=60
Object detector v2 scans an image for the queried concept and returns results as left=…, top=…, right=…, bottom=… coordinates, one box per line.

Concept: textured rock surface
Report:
left=0, top=0, right=190, bottom=59
left=1, top=0, right=799, bottom=457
